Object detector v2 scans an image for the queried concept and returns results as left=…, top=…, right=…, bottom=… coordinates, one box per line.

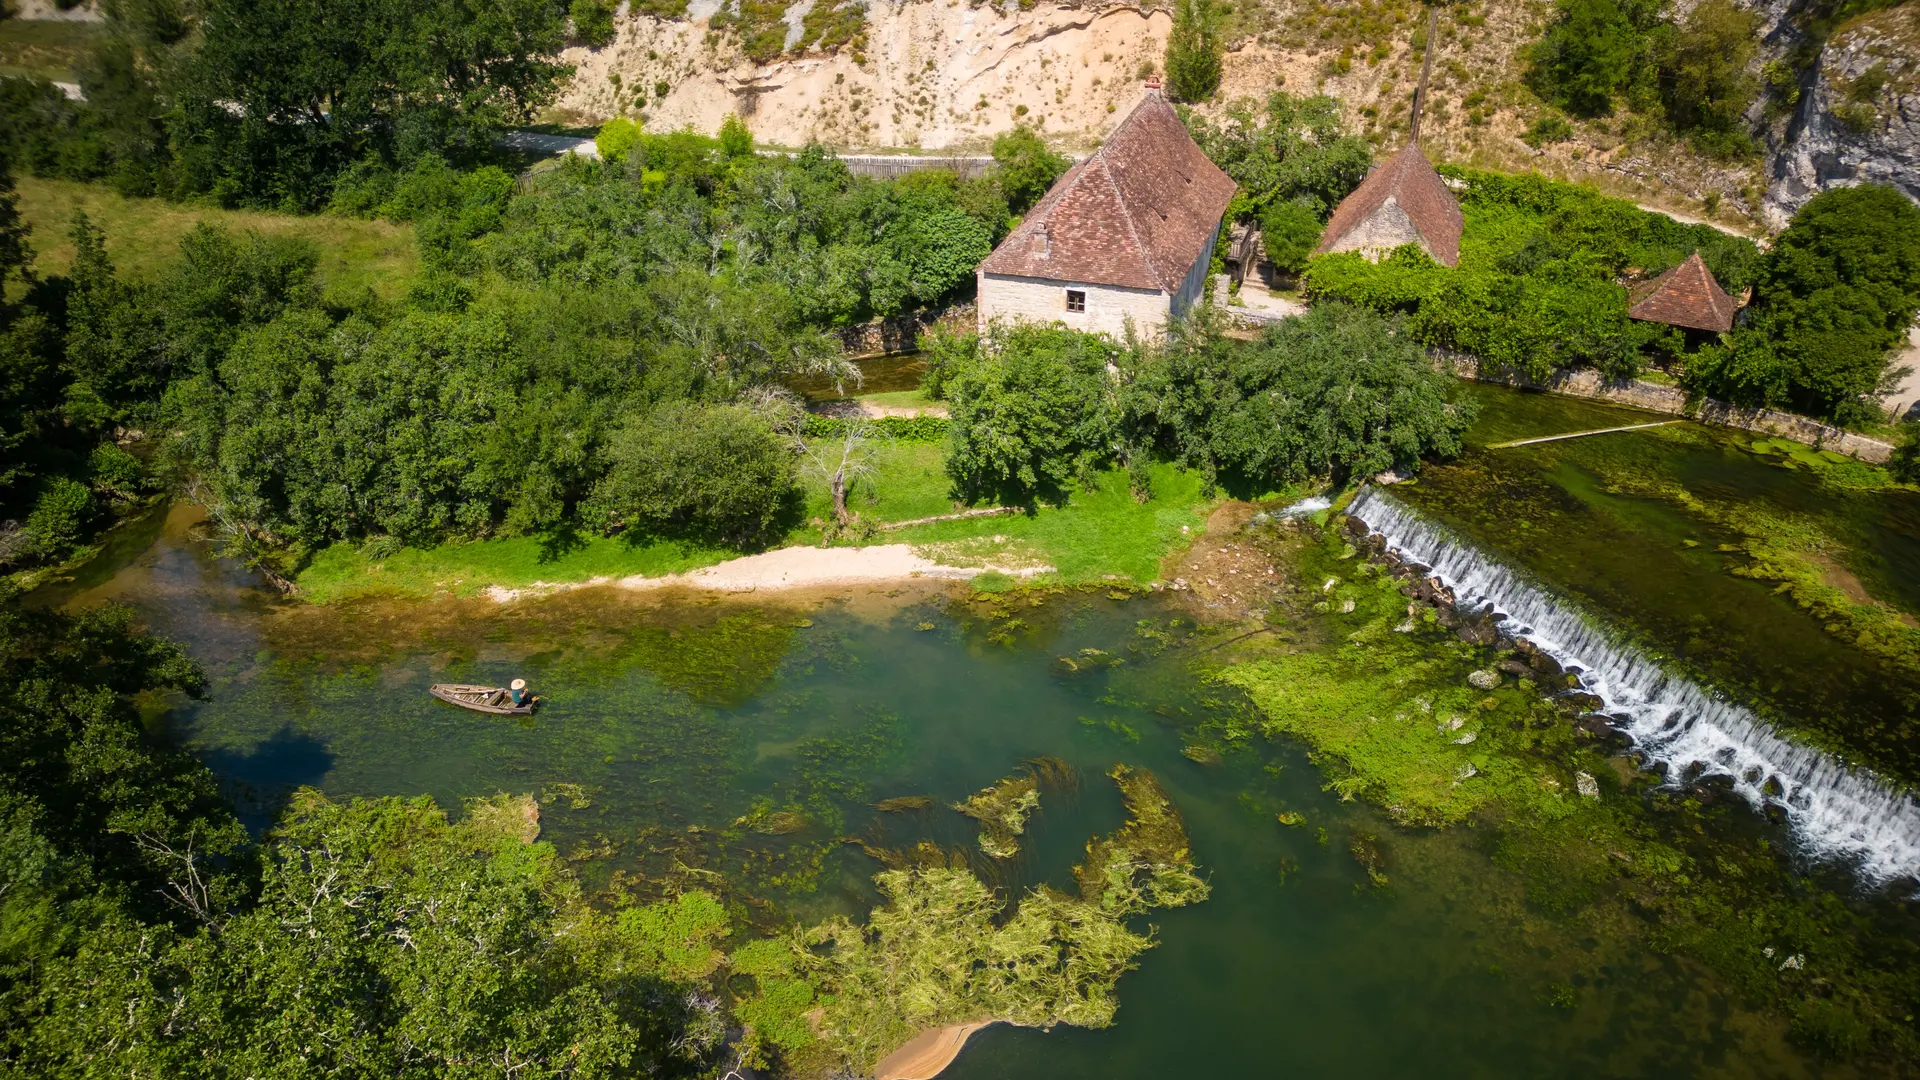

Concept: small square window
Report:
left=1065, top=289, right=1086, bottom=313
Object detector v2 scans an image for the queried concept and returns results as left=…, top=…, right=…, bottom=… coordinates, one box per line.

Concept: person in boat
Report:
left=508, top=678, right=530, bottom=707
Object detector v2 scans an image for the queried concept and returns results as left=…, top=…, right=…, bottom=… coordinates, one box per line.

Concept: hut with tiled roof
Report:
left=1627, top=251, right=1738, bottom=335
left=1314, top=143, right=1464, bottom=267
left=975, top=85, right=1237, bottom=338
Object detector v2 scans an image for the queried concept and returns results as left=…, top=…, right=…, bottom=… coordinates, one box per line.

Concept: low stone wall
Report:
left=838, top=304, right=976, bottom=357
left=1438, top=350, right=1896, bottom=464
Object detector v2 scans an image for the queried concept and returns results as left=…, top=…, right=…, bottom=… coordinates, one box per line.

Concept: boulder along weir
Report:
left=1348, top=486, right=1920, bottom=888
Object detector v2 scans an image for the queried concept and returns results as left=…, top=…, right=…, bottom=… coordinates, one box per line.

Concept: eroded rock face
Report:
left=1766, top=5, right=1920, bottom=227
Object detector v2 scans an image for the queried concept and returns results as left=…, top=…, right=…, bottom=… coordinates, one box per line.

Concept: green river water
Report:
left=29, top=384, right=1920, bottom=1079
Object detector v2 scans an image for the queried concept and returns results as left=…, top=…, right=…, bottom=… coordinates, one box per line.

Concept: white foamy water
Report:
left=1350, top=487, right=1920, bottom=887
left=1281, top=495, right=1332, bottom=517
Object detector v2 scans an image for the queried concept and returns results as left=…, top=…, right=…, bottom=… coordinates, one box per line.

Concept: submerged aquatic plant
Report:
left=728, top=765, right=1210, bottom=1075
left=953, top=774, right=1041, bottom=858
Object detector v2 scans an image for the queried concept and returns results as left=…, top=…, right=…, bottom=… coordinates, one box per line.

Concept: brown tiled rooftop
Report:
left=1627, top=251, right=1738, bottom=333
left=978, top=91, right=1237, bottom=292
left=1314, top=142, right=1463, bottom=267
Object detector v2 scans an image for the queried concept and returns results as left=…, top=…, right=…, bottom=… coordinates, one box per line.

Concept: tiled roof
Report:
left=1627, top=251, right=1738, bottom=333
left=1314, top=143, right=1463, bottom=267
left=978, top=91, right=1237, bottom=293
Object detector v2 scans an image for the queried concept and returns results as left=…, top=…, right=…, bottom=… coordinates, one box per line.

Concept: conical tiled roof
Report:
left=1315, top=143, right=1463, bottom=267
left=978, top=92, right=1237, bottom=293
left=1627, top=252, right=1737, bottom=333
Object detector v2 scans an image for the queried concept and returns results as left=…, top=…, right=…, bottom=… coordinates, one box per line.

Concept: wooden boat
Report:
left=429, top=683, right=538, bottom=715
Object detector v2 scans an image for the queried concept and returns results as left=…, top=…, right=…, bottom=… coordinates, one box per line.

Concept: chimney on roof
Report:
left=1145, top=75, right=1162, bottom=92
left=1031, top=224, right=1050, bottom=257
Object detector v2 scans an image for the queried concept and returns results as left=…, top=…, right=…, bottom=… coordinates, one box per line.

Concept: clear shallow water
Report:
left=1410, top=384, right=1920, bottom=786
left=29, top=502, right=1870, bottom=1079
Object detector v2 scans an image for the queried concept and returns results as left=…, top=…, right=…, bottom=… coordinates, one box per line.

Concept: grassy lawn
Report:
left=895, top=464, right=1213, bottom=583
left=853, top=388, right=940, bottom=411
left=0, top=19, right=104, bottom=81
left=296, top=533, right=739, bottom=604
left=792, top=441, right=954, bottom=533
left=17, top=177, right=420, bottom=298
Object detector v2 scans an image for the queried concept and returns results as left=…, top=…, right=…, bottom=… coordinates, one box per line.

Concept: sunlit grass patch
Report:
left=17, top=177, right=420, bottom=298
left=899, top=464, right=1213, bottom=584
left=296, top=532, right=737, bottom=603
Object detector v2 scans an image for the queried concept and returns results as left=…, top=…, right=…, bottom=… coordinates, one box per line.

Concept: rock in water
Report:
left=1576, top=771, right=1600, bottom=800
left=1467, top=669, right=1501, bottom=691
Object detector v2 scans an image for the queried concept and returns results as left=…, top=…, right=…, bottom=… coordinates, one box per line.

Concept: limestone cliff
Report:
left=1765, top=3, right=1920, bottom=227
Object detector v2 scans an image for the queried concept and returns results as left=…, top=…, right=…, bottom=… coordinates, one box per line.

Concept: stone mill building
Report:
left=974, top=86, right=1237, bottom=338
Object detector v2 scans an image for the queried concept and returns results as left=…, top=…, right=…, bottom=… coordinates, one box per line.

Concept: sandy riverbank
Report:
left=483, top=545, right=1051, bottom=602
left=871, top=1022, right=996, bottom=1080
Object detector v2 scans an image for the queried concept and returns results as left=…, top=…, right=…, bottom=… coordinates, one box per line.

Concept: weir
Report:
left=1349, top=487, right=1920, bottom=887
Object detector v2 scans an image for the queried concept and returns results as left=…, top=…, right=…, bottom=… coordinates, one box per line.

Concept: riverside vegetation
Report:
left=6, top=4, right=1920, bottom=1074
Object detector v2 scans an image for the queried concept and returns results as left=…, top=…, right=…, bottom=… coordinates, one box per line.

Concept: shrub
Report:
left=1522, top=114, right=1575, bottom=147
left=589, top=402, right=799, bottom=547
left=25, top=477, right=98, bottom=559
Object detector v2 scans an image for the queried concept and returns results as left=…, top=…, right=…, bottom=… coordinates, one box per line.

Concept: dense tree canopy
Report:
left=1121, top=303, right=1475, bottom=490
left=1688, top=184, right=1920, bottom=423
left=0, top=0, right=574, bottom=208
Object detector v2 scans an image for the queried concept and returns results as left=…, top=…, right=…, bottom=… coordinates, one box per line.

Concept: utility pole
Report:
left=1410, top=5, right=1439, bottom=144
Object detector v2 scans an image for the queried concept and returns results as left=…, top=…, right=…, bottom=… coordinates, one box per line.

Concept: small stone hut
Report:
left=1314, top=143, right=1463, bottom=267
left=975, top=86, right=1237, bottom=338
left=1626, top=251, right=1739, bottom=335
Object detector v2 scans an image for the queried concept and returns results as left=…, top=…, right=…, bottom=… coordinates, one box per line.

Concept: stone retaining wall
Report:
left=1438, top=350, right=1896, bottom=464
left=838, top=304, right=976, bottom=357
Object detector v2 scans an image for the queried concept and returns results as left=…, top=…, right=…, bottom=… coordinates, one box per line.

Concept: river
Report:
left=28, top=385, right=1919, bottom=1079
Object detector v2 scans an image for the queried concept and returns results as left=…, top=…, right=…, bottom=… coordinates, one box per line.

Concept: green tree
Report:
left=944, top=323, right=1119, bottom=505
left=1183, top=91, right=1371, bottom=219
left=1689, top=184, right=1920, bottom=423
left=719, top=112, right=754, bottom=159
left=596, top=116, right=642, bottom=164
left=590, top=402, right=799, bottom=547
left=1127, top=303, right=1474, bottom=489
left=991, top=125, right=1067, bottom=215
left=1527, top=0, right=1665, bottom=116
left=1164, top=0, right=1224, bottom=104
left=571, top=0, right=616, bottom=46
left=1259, top=200, right=1322, bottom=276
left=1659, top=0, right=1759, bottom=155
left=173, top=0, right=573, bottom=208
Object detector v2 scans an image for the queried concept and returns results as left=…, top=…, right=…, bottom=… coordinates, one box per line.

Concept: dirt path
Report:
left=483, top=544, right=1051, bottom=602
left=871, top=1022, right=995, bottom=1080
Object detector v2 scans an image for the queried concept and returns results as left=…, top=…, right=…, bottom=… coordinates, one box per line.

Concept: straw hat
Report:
left=510, top=678, right=527, bottom=690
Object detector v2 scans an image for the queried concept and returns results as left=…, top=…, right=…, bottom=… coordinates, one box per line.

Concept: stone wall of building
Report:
left=1441, top=350, right=1897, bottom=464
left=1168, top=229, right=1217, bottom=321
left=1321, top=197, right=1425, bottom=262
left=977, top=272, right=1171, bottom=338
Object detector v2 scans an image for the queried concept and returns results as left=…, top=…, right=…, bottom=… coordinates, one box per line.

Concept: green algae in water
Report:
left=732, top=765, right=1208, bottom=1075
left=1405, top=383, right=1920, bottom=786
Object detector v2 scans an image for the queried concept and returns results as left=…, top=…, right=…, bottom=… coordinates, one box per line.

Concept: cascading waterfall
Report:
left=1349, top=487, right=1920, bottom=887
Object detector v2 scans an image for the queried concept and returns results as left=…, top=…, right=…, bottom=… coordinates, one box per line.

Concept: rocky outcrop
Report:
left=1765, top=4, right=1920, bottom=227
